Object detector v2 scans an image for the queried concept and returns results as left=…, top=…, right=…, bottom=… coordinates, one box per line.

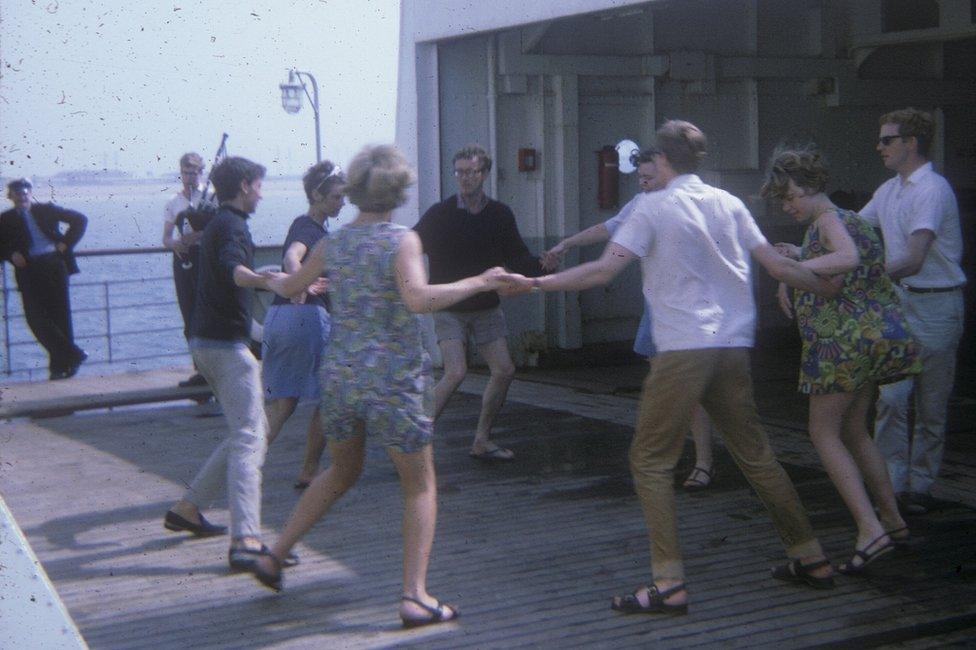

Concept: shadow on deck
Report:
left=2, top=363, right=976, bottom=648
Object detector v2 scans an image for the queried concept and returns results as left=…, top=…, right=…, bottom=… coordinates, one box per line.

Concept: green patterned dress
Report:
left=318, top=222, right=434, bottom=452
left=793, top=210, right=920, bottom=394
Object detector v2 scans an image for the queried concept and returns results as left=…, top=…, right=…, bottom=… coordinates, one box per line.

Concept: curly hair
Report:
left=880, top=108, right=935, bottom=158
left=344, top=145, right=415, bottom=213
left=760, top=145, right=830, bottom=200
left=302, top=160, right=346, bottom=204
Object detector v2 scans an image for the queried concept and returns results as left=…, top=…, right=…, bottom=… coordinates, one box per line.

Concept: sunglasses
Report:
left=878, top=135, right=905, bottom=146
left=314, top=166, right=344, bottom=196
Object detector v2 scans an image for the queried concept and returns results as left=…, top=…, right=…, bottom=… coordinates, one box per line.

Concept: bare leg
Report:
left=388, top=444, right=451, bottom=620
left=808, top=392, right=886, bottom=549
left=432, top=339, right=467, bottom=420
left=267, top=429, right=366, bottom=561
left=472, top=337, right=516, bottom=457
left=682, top=405, right=714, bottom=488
left=296, top=406, right=327, bottom=485
left=265, top=397, right=299, bottom=445
left=840, top=385, right=906, bottom=535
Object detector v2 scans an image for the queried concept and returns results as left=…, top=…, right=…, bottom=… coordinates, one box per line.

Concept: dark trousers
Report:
left=15, top=254, right=79, bottom=372
left=172, top=248, right=200, bottom=341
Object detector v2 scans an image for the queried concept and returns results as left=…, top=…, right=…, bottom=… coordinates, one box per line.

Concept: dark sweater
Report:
left=414, top=195, right=543, bottom=312
left=190, top=205, right=255, bottom=342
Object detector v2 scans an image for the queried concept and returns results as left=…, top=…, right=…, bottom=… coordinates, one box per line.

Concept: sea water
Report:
left=0, top=177, right=354, bottom=382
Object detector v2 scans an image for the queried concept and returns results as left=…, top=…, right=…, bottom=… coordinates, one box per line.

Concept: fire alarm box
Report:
left=518, top=148, right=537, bottom=172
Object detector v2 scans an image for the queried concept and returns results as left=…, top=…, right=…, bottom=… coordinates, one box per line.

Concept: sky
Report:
left=0, top=0, right=400, bottom=178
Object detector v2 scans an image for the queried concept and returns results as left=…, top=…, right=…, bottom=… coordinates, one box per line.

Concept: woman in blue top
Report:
left=258, top=145, right=515, bottom=628
left=262, top=161, right=345, bottom=489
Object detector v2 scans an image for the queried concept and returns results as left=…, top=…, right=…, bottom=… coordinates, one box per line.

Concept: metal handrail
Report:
left=1, top=245, right=279, bottom=381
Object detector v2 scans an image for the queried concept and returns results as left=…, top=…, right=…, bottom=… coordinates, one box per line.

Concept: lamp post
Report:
left=279, top=69, right=321, bottom=163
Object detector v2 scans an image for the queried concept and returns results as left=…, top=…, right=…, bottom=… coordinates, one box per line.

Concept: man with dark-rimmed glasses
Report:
left=860, top=108, right=965, bottom=515
left=414, top=144, right=545, bottom=461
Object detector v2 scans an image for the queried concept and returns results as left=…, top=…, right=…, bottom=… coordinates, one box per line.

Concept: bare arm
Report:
left=886, top=229, right=935, bottom=280
left=797, top=212, right=859, bottom=276
left=162, top=220, right=188, bottom=255
left=281, top=241, right=308, bottom=273
left=753, top=243, right=841, bottom=298
left=536, top=242, right=636, bottom=292
left=395, top=231, right=509, bottom=313
left=553, top=223, right=611, bottom=254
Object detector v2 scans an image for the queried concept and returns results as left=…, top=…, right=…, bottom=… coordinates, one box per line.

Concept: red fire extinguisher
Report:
left=597, top=145, right=619, bottom=209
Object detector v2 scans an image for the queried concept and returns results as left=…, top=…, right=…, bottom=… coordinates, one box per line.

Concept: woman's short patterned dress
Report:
left=792, top=209, right=921, bottom=394
left=319, top=222, right=434, bottom=453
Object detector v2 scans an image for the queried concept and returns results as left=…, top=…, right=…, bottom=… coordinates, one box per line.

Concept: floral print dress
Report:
left=793, top=210, right=920, bottom=394
left=318, top=221, right=434, bottom=452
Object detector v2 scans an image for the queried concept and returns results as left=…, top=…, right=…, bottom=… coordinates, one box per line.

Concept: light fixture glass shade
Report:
left=280, top=83, right=303, bottom=114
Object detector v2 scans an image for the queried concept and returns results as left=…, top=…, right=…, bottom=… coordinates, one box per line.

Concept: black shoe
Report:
left=163, top=510, right=227, bottom=537
left=62, top=349, right=88, bottom=379
left=229, top=544, right=299, bottom=573
left=179, top=373, right=208, bottom=388
left=49, top=368, right=69, bottom=381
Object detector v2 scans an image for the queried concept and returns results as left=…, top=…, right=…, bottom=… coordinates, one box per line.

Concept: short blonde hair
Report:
left=344, top=145, right=415, bottom=213
left=179, top=152, right=204, bottom=171
left=880, top=108, right=935, bottom=157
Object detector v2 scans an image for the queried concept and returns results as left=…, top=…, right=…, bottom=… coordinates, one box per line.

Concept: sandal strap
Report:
left=401, top=596, right=445, bottom=618
left=792, top=558, right=830, bottom=574
left=647, top=582, right=686, bottom=599
left=861, top=532, right=891, bottom=554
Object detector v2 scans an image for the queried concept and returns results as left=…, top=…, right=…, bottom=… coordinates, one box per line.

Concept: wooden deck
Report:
left=2, top=369, right=976, bottom=648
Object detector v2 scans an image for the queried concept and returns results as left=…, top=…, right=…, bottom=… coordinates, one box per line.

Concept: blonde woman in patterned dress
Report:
left=258, top=145, right=514, bottom=628
left=762, top=146, right=920, bottom=576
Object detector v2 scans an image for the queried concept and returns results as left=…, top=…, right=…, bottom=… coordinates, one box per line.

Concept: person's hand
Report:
left=776, top=282, right=793, bottom=320
left=182, top=231, right=203, bottom=247
left=290, top=292, right=308, bottom=305
left=774, top=242, right=801, bottom=259
left=262, top=270, right=290, bottom=296
left=55, top=242, right=68, bottom=254
left=540, top=242, right=566, bottom=271
left=305, top=277, right=329, bottom=296
left=10, top=252, right=27, bottom=268
left=497, top=272, right=535, bottom=296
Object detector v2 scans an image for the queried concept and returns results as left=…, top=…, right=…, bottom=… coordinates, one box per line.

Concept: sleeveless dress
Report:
left=319, top=222, right=434, bottom=452
left=793, top=209, right=920, bottom=394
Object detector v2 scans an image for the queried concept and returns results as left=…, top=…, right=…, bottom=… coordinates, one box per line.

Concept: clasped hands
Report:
left=480, top=266, right=538, bottom=296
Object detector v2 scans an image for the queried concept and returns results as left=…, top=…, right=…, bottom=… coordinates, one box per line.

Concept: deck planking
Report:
left=1, top=374, right=975, bottom=648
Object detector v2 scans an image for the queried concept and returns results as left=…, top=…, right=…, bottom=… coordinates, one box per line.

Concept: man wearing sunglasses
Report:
left=860, top=108, right=965, bottom=515
left=414, top=144, right=545, bottom=462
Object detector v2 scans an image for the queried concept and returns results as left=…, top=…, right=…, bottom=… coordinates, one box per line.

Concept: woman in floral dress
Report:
left=258, top=145, right=514, bottom=627
left=762, top=146, right=920, bottom=575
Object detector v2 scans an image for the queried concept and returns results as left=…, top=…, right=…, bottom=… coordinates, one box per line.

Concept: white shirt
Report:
left=860, top=162, right=965, bottom=289
left=163, top=187, right=204, bottom=239
left=603, top=195, right=641, bottom=236
left=612, top=174, right=767, bottom=353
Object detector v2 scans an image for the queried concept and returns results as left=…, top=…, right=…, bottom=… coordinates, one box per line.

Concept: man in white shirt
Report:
left=163, top=152, right=207, bottom=387
left=859, top=108, right=965, bottom=515
left=524, top=120, right=835, bottom=614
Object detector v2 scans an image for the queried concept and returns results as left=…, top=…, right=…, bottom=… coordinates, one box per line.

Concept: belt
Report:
left=902, top=284, right=963, bottom=294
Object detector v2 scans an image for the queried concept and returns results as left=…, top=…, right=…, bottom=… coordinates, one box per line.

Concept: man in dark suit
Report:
left=0, top=178, right=88, bottom=379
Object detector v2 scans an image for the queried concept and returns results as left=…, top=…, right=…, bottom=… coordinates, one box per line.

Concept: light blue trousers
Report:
left=874, top=287, right=964, bottom=495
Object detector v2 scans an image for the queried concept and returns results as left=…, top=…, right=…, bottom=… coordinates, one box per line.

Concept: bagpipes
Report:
left=175, top=133, right=228, bottom=268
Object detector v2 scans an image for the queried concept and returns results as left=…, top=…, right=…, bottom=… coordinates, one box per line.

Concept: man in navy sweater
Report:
left=414, top=145, right=544, bottom=461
